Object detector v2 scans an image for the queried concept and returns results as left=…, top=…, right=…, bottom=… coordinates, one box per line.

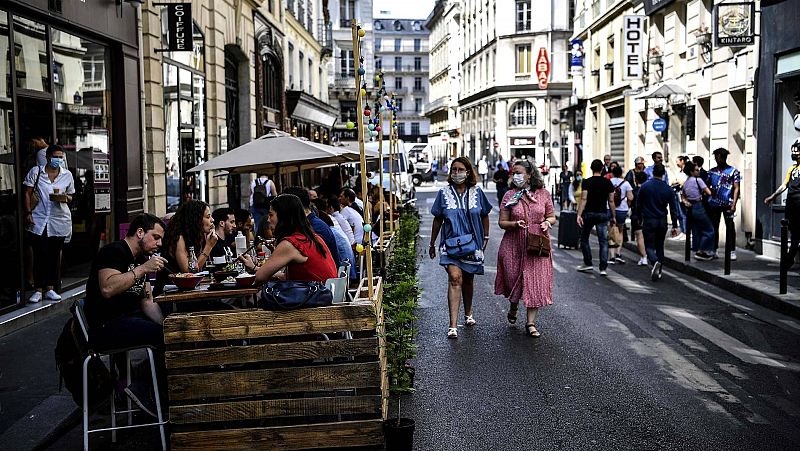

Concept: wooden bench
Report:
left=163, top=297, right=387, bottom=450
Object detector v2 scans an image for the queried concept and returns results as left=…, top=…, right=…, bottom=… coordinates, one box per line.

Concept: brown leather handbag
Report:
left=527, top=232, right=551, bottom=257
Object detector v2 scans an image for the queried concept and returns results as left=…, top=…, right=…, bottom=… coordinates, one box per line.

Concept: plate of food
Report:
left=169, top=273, right=203, bottom=290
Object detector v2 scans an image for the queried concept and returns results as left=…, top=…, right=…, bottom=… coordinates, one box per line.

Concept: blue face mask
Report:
left=49, top=157, right=63, bottom=168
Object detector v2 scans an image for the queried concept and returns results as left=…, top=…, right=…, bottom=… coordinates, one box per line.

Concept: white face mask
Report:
left=451, top=173, right=467, bottom=184
left=512, top=173, right=526, bottom=187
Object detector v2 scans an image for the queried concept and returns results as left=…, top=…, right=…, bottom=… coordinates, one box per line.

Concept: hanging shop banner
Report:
left=161, top=3, right=193, bottom=51
left=536, top=48, right=550, bottom=90
left=622, top=15, right=646, bottom=80
left=642, top=0, right=677, bottom=16
left=570, top=39, right=584, bottom=77
left=715, top=2, right=755, bottom=47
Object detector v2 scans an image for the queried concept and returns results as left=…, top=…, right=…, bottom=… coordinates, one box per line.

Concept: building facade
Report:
left=426, top=0, right=462, bottom=164
left=0, top=0, right=145, bottom=313
left=284, top=0, right=337, bottom=144
left=328, top=0, right=374, bottom=146
left=756, top=0, right=800, bottom=257
left=568, top=0, right=759, bottom=249
left=458, top=0, right=572, bottom=168
left=374, top=18, right=431, bottom=143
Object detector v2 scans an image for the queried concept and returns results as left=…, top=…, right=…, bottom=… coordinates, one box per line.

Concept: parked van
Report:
left=364, top=140, right=414, bottom=200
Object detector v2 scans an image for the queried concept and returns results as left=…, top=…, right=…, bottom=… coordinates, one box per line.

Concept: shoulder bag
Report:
left=30, top=167, right=43, bottom=212
left=444, top=186, right=479, bottom=258
left=259, top=280, right=333, bottom=311
left=521, top=193, right=552, bottom=257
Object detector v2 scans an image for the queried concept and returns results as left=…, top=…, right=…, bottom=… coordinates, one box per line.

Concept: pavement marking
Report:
left=483, top=265, right=497, bottom=273
left=717, top=363, right=749, bottom=380
left=655, top=321, right=674, bottom=331
left=551, top=260, right=568, bottom=274
left=679, top=339, right=709, bottom=353
left=779, top=319, right=800, bottom=332
left=659, top=306, right=800, bottom=372
left=603, top=268, right=655, bottom=294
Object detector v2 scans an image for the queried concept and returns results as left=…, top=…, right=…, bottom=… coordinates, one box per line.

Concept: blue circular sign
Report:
left=653, top=118, right=667, bottom=132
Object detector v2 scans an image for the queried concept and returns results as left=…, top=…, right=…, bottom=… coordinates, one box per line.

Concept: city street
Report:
left=405, top=185, right=800, bottom=450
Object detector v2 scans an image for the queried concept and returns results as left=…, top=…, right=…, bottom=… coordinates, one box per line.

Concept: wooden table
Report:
left=155, top=284, right=260, bottom=304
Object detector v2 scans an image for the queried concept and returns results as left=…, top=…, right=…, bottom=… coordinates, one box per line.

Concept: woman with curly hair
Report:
left=155, top=200, right=217, bottom=292
left=241, top=194, right=337, bottom=283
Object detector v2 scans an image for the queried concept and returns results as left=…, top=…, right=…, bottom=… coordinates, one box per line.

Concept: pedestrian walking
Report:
left=692, top=155, right=709, bottom=184
left=764, top=139, right=800, bottom=271
left=637, top=164, right=679, bottom=281
left=681, top=161, right=715, bottom=261
left=23, top=145, right=74, bottom=303
left=429, top=156, right=492, bottom=339
left=604, top=161, right=619, bottom=180
left=601, top=154, right=612, bottom=176
left=250, top=173, right=277, bottom=230
left=576, top=159, right=616, bottom=276
left=609, top=166, right=634, bottom=264
left=624, top=156, right=646, bottom=187
left=568, top=170, right=583, bottom=207
left=707, top=148, right=741, bottom=260
left=495, top=159, right=555, bottom=337
left=645, top=151, right=669, bottom=184
left=559, top=164, right=573, bottom=210
left=477, top=155, right=490, bottom=189
left=629, top=171, right=650, bottom=265
left=496, top=154, right=509, bottom=172
left=493, top=163, right=510, bottom=206
left=670, top=156, right=689, bottom=241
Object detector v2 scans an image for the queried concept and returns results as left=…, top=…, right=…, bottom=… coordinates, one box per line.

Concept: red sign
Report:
left=536, top=47, right=550, bottom=90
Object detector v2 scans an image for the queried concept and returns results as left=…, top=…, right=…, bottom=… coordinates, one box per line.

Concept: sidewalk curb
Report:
left=0, top=394, right=80, bottom=451
left=622, top=241, right=800, bottom=320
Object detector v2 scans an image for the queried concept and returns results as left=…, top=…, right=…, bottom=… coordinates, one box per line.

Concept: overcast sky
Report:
left=373, top=0, right=436, bottom=20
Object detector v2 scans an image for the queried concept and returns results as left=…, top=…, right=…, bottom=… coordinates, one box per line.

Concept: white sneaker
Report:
left=576, top=265, right=593, bottom=272
left=638, top=257, right=648, bottom=266
left=44, top=290, right=62, bottom=301
left=671, top=233, right=686, bottom=241
left=599, top=270, right=608, bottom=276
left=730, top=251, right=737, bottom=261
left=28, top=291, right=42, bottom=303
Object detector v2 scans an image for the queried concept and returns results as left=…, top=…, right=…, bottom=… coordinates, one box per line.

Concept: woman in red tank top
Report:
left=242, top=194, right=337, bottom=283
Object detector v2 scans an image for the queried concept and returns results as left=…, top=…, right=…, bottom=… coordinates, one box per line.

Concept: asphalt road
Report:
left=405, top=184, right=800, bottom=451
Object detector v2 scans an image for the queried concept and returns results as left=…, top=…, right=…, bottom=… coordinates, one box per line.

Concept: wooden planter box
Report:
left=163, top=290, right=387, bottom=450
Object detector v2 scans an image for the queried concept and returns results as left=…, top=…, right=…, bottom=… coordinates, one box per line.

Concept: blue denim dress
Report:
left=431, top=185, right=493, bottom=274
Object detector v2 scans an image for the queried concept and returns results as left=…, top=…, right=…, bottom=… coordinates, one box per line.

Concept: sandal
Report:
left=507, top=303, right=519, bottom=324
left=525, top=323, right=541, bottom=338
left=447, top=327, right=458, bottom=339
left=465, top=315, right=476, bottom=327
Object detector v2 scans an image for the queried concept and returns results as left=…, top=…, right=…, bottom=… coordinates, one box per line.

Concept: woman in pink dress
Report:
left=495, top=159, right=556, bottom=337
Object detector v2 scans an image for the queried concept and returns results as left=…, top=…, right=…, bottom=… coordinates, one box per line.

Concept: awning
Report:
left=637, top=83, right=689, bottom=99
left=291, top=102, right=338, bottom=128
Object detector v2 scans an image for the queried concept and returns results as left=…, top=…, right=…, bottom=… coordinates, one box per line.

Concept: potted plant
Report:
left=694, top=24, right=712, bottom=45
left=382, top=210, right=421, bottom=451
left=648, top=46, right=663, bottom=65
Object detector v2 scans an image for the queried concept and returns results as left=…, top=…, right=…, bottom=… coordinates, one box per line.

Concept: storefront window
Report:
left=0, top=10, right=19, bottom=311
left=13, top=15, right=50, bottom=92
left=51, top=28, right=112, bottom=283
left=163, top=21, right=206, bottom=212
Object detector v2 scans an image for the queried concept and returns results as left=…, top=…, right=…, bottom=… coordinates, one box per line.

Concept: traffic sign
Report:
left=536, top=48, right=550, bottom=90
left=652, top=118, right=667, bottom=132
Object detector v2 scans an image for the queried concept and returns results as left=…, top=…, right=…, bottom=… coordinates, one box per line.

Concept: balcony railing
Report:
left=389, top=87, right=409, bottom=94
left=412, top=86, right=426, bottom=93
left=385, top=64, right=430, bottom=73
left=380, top=45, right=430, bottom=53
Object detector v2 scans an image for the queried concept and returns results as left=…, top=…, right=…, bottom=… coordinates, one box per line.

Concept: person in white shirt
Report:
left=609, top=166, right=634, bottom=264
left=326, top=195, right=356, bottom=245
left=338, top=188, right=364, bottom=247
left=477, top=155, right=489, bottom=188
left=23, top=145, right=75, bottom=303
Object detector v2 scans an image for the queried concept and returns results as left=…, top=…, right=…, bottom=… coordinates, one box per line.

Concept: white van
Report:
left=364, top=140, right=414, bottom=200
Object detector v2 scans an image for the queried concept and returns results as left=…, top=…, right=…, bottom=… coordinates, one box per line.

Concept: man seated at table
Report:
left=283, top=186, right=342, bottom=269
left=84, top=213, right=168, bottom=417
left=338, top=188, right=365, bottom=247
left=210, top=207, right=236, bottom=259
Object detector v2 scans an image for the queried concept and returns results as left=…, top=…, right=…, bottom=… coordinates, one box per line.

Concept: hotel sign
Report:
left=156, top=3, right=193, bottom=52
left=622, top=16, right=646, bottom=80
left=715, top=3, right=755, bottom=47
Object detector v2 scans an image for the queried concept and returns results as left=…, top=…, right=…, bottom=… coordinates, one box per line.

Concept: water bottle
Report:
left=188, top=246, right=198, bottom=273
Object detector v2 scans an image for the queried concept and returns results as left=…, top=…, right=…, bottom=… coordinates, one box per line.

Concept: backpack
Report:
left=613, top=180, right=625, bottom=207
left=252, top=178, right=270, bottom=209
left=54, top=309, right=115, bottom=407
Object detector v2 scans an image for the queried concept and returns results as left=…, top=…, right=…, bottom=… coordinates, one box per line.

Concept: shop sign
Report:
left=67, top=104, right=102, bottom=116
left=156, top=3, right=193, bottom=52
left=569, top=39, right=584, bottom=77
left=511, top=137, right=536, bottom=147
left=622, top=16, right=646, bottom=80
left=536, top=48, right=550, bottom=90
left=440, top=132, right=448, bottom=143
left=715, top=2, right=755, bottom=47
left=334, top=130, right=357, bottom=140
left=642, top=0, right=676, bottom=16
left=652, top=118, right=667, bottom=132
left=93, top=155, right=111, bottom=213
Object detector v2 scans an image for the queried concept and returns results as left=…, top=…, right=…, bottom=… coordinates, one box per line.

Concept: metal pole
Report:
left=352, top=20, right=374, bottom=298
left=724, top=215, right=733, bottom=275
left=780, top=218, right=789, bottom=295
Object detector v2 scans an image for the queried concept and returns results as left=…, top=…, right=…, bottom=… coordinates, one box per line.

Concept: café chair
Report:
left=325, top=276, right=349, bottom=305
left=73, top=299, right=167, bottom=451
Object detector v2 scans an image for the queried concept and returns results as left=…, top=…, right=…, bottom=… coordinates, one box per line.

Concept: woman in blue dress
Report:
left=428, top=156, right=493, bottom=339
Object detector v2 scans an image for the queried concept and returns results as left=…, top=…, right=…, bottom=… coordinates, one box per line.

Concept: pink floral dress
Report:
left=494, top=188, right=554, bottom=308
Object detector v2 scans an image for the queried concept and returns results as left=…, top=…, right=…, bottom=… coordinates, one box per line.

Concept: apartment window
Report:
left=318, top=67, right=323, bottom=99
left=340, top=49, right=354, bottom=76
left=396, top=98, right=403, bottom=111
left=414, top=77, right=422, bottom=90
left=395, top=39, right=401, bottom=51
left=398, top=122, right=406, bottom=135
left=340, top=0, right=355, bottom=27
left=414, top=38, right=421, bottom=52
left=288, top=43, right=295, bottom=88
left=395, top=77, right=403, bottom=89
left=308, top=58, right=313, bottom=92
left=375, top=57, right=382, bottom=70
left=414, top=57, right=422, bottom=71
left=299, top=51, right=304, bottom=90
left=411, top=122, right=420, bottom=135
left=516, top=44, right=532, bottom=74
left=340, top=100, right=356, bottom=122
left=509, top=100, right=536, bottom=126
left=394, top=56, right=402, bottom=71
left=516, top=0, right=531, bottom=32
left=414, top=98, right=422, bottom=112
left=268, top=0, right=273, bottom=13
left=376, top=38, right=382, bottom=51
